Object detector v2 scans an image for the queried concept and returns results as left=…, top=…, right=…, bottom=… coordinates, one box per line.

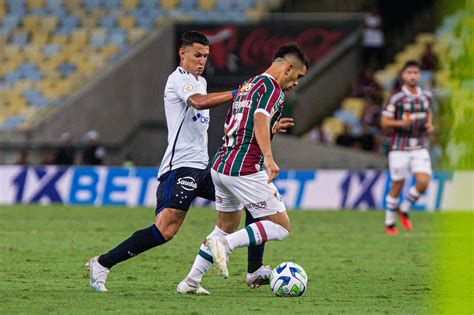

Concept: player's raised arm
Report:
left=254, top=112, right=279, bottom=183
left=187, top=90, right=234, bottom=110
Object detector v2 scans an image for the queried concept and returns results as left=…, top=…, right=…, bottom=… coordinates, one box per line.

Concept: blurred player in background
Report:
left=381, top=60, right=435, bottom=235
left=180, top=43, right=308, bottom=287
left=86, top=31, right=269, bottom=293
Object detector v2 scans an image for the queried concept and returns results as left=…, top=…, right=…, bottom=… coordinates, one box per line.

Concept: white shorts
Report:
left=388, top=149, right=432, bottom=181
left=211, top=169, right=286, bottom=218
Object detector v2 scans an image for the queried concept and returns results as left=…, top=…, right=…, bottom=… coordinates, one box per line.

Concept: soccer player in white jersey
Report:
left=381, top=60, right=435, bottom=235
left=180, top=44, right=308, bottom=288
left=86, top=31, right=271, bottom=293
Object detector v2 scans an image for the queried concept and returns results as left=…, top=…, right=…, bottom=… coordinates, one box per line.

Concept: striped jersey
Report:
left=157, top=66, right=209, bottom=179
left=212, top=73, right=285, bottom=176
left=382, top=86, right=432, bottom=151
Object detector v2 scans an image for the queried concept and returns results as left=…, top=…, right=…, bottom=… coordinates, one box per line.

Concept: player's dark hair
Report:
left=402, top=60, right=421, bottom=72
left=273, top=43, right=309, bottom=69
left=180, top=31, right=209, bottom=47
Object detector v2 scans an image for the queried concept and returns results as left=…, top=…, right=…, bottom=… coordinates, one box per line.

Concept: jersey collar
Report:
left=402, top=85, right=422, bottom=97
left=262, top=72, right=276, bottom=81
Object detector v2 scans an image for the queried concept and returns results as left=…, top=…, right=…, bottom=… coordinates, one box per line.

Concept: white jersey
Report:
left=157, top=66, right=209, bottom=178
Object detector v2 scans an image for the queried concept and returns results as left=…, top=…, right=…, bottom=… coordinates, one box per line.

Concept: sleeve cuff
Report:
left=254, top=108, right=271, bottom=117
left=382, top=111, right=394, bottom=118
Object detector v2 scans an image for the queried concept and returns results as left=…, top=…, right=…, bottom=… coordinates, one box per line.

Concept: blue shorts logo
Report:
left=177, top=176, right=197, bottom=191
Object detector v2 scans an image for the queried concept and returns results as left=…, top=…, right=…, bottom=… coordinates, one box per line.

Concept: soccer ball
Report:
left=270, top=262, right=308, bottom=297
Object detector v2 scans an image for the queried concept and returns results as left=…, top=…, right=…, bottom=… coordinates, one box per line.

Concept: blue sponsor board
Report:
left=0, top=166, right=462, bottom=211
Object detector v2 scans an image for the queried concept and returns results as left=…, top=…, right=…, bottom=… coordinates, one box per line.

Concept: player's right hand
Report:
left=264, top=158, right=280, bottom=183
left=399, top=118, right=412, bottom=128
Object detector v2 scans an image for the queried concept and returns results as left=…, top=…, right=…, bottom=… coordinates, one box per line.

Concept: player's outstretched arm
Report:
left=255, top=112, right=279, bottom=183
left=187, top=91, right=234, bottom=110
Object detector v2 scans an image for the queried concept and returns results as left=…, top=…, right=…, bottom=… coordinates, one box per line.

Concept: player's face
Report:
left=401, top=66, right=420, bottom=87
left=283, top=64, right=307, bottom=92
left=179, top=43, right=210, bottom=77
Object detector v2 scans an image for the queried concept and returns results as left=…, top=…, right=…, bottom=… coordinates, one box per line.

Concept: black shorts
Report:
left=155, top=166, right=215, bottom=215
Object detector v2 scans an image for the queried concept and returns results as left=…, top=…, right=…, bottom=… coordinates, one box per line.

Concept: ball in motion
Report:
left=270, top=262, right=308, bottom=297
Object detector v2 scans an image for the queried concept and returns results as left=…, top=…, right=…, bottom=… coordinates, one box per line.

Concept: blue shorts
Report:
left=155, top=166, right=215, bottom=215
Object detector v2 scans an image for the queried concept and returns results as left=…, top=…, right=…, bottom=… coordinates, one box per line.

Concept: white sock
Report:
left=385, top=195, right=398, bottom=226
left=400, top=186, right=421, bottom=213
left=226, top=220, right=289, bottom=251
left=187, top=226, right=228, bottom=283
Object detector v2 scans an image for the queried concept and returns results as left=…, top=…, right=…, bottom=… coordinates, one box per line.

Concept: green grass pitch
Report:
left=0, top=205, right=470, bottom=314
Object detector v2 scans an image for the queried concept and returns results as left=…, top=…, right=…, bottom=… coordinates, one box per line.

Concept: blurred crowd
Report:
left=15, top=129, right=133, bottom=167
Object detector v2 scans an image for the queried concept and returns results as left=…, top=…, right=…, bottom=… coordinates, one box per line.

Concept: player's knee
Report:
left=416, top=176, right=430, bottom=192
left=217, top=221, right=238, bottom=234
left=154, top=222, right=178, bottom=241
left=275, top=223, right=290, bottom=240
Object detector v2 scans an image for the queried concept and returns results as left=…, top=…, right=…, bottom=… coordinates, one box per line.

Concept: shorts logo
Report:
left=177, top=176, right=197, bottom=191
left=245, top=201, right=267, bottom=209
left=216, top=196, right=223, bottom=204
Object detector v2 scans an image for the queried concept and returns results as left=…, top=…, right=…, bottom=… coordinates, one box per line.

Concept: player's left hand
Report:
left=425, top=123, right=435, bottom=134
left=273, top=118, right=295, bottom=134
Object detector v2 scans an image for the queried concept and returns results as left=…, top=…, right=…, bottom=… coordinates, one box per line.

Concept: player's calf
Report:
left=208, top=220, right=290, bottom=278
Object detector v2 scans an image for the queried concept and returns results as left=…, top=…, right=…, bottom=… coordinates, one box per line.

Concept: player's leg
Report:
left=86, top=207, right=184, bottom=292
left=206, top=170, right=289, bottom=278
left=385, top=151, right=409, bottom=234
left=399, top=149, right=432, bottom=230
left=178, top=168, right=243, bottom=293
left=87, top=168, right=196, bottom=292
left=244, top=209, right=271, bottom=288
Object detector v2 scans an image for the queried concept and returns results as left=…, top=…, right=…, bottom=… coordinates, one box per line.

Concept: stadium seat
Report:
left=180, top=0, right=197, bottom=10
left=127, top=27, right=146, bottom=43
left=160, top=0, right=179, bottom=10
left=26, top=0, right=45, bottom=10
left=24, top=45, right=44, bottom=61
left=322, top=117, right=344, bottom=142
left=122, top=0, right=139, bottom=11
left=118, top=15, right=136, bottom=29
left=141, top=0, right=157, bottom=9
left=40, top=15, right=58, bottom=32
left=22, top=15, right=41, bottom=31
left=197, top=0, right=215, bottom=11
left=341, top=97, right=367, bottom=119
left=10, top=31, right=29, bottom=47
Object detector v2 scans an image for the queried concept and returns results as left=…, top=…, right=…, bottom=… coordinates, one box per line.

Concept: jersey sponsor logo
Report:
left=404, top=112, right=427, bottom=120
left=245, top=201, right=268, bottom=209
left=183, top=84, right=194, bottom=93
left=177, top=176, right=198, bottom=191
left=234, top=100, right=251, bottom=110
left=192, top=113, right=210, bottom=124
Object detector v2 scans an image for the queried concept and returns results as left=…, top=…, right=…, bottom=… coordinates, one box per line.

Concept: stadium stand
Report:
left=0, top=0, right=277, bottom=131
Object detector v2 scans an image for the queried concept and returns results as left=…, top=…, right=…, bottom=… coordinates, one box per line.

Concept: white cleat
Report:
left=177, top=277, right=210, bottom=295
left=246, top=265, right=272, bottom=288
left=85, top=256, right=109, bottom=292
left=206, top=236, right=230, bottom=278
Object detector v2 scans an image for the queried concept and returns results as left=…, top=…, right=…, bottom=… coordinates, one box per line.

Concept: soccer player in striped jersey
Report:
left=180, top=44, right=308, bottom=287
left=381, top=60, right=435, bottom=235
left=86, top=31, right=269, bottom=294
